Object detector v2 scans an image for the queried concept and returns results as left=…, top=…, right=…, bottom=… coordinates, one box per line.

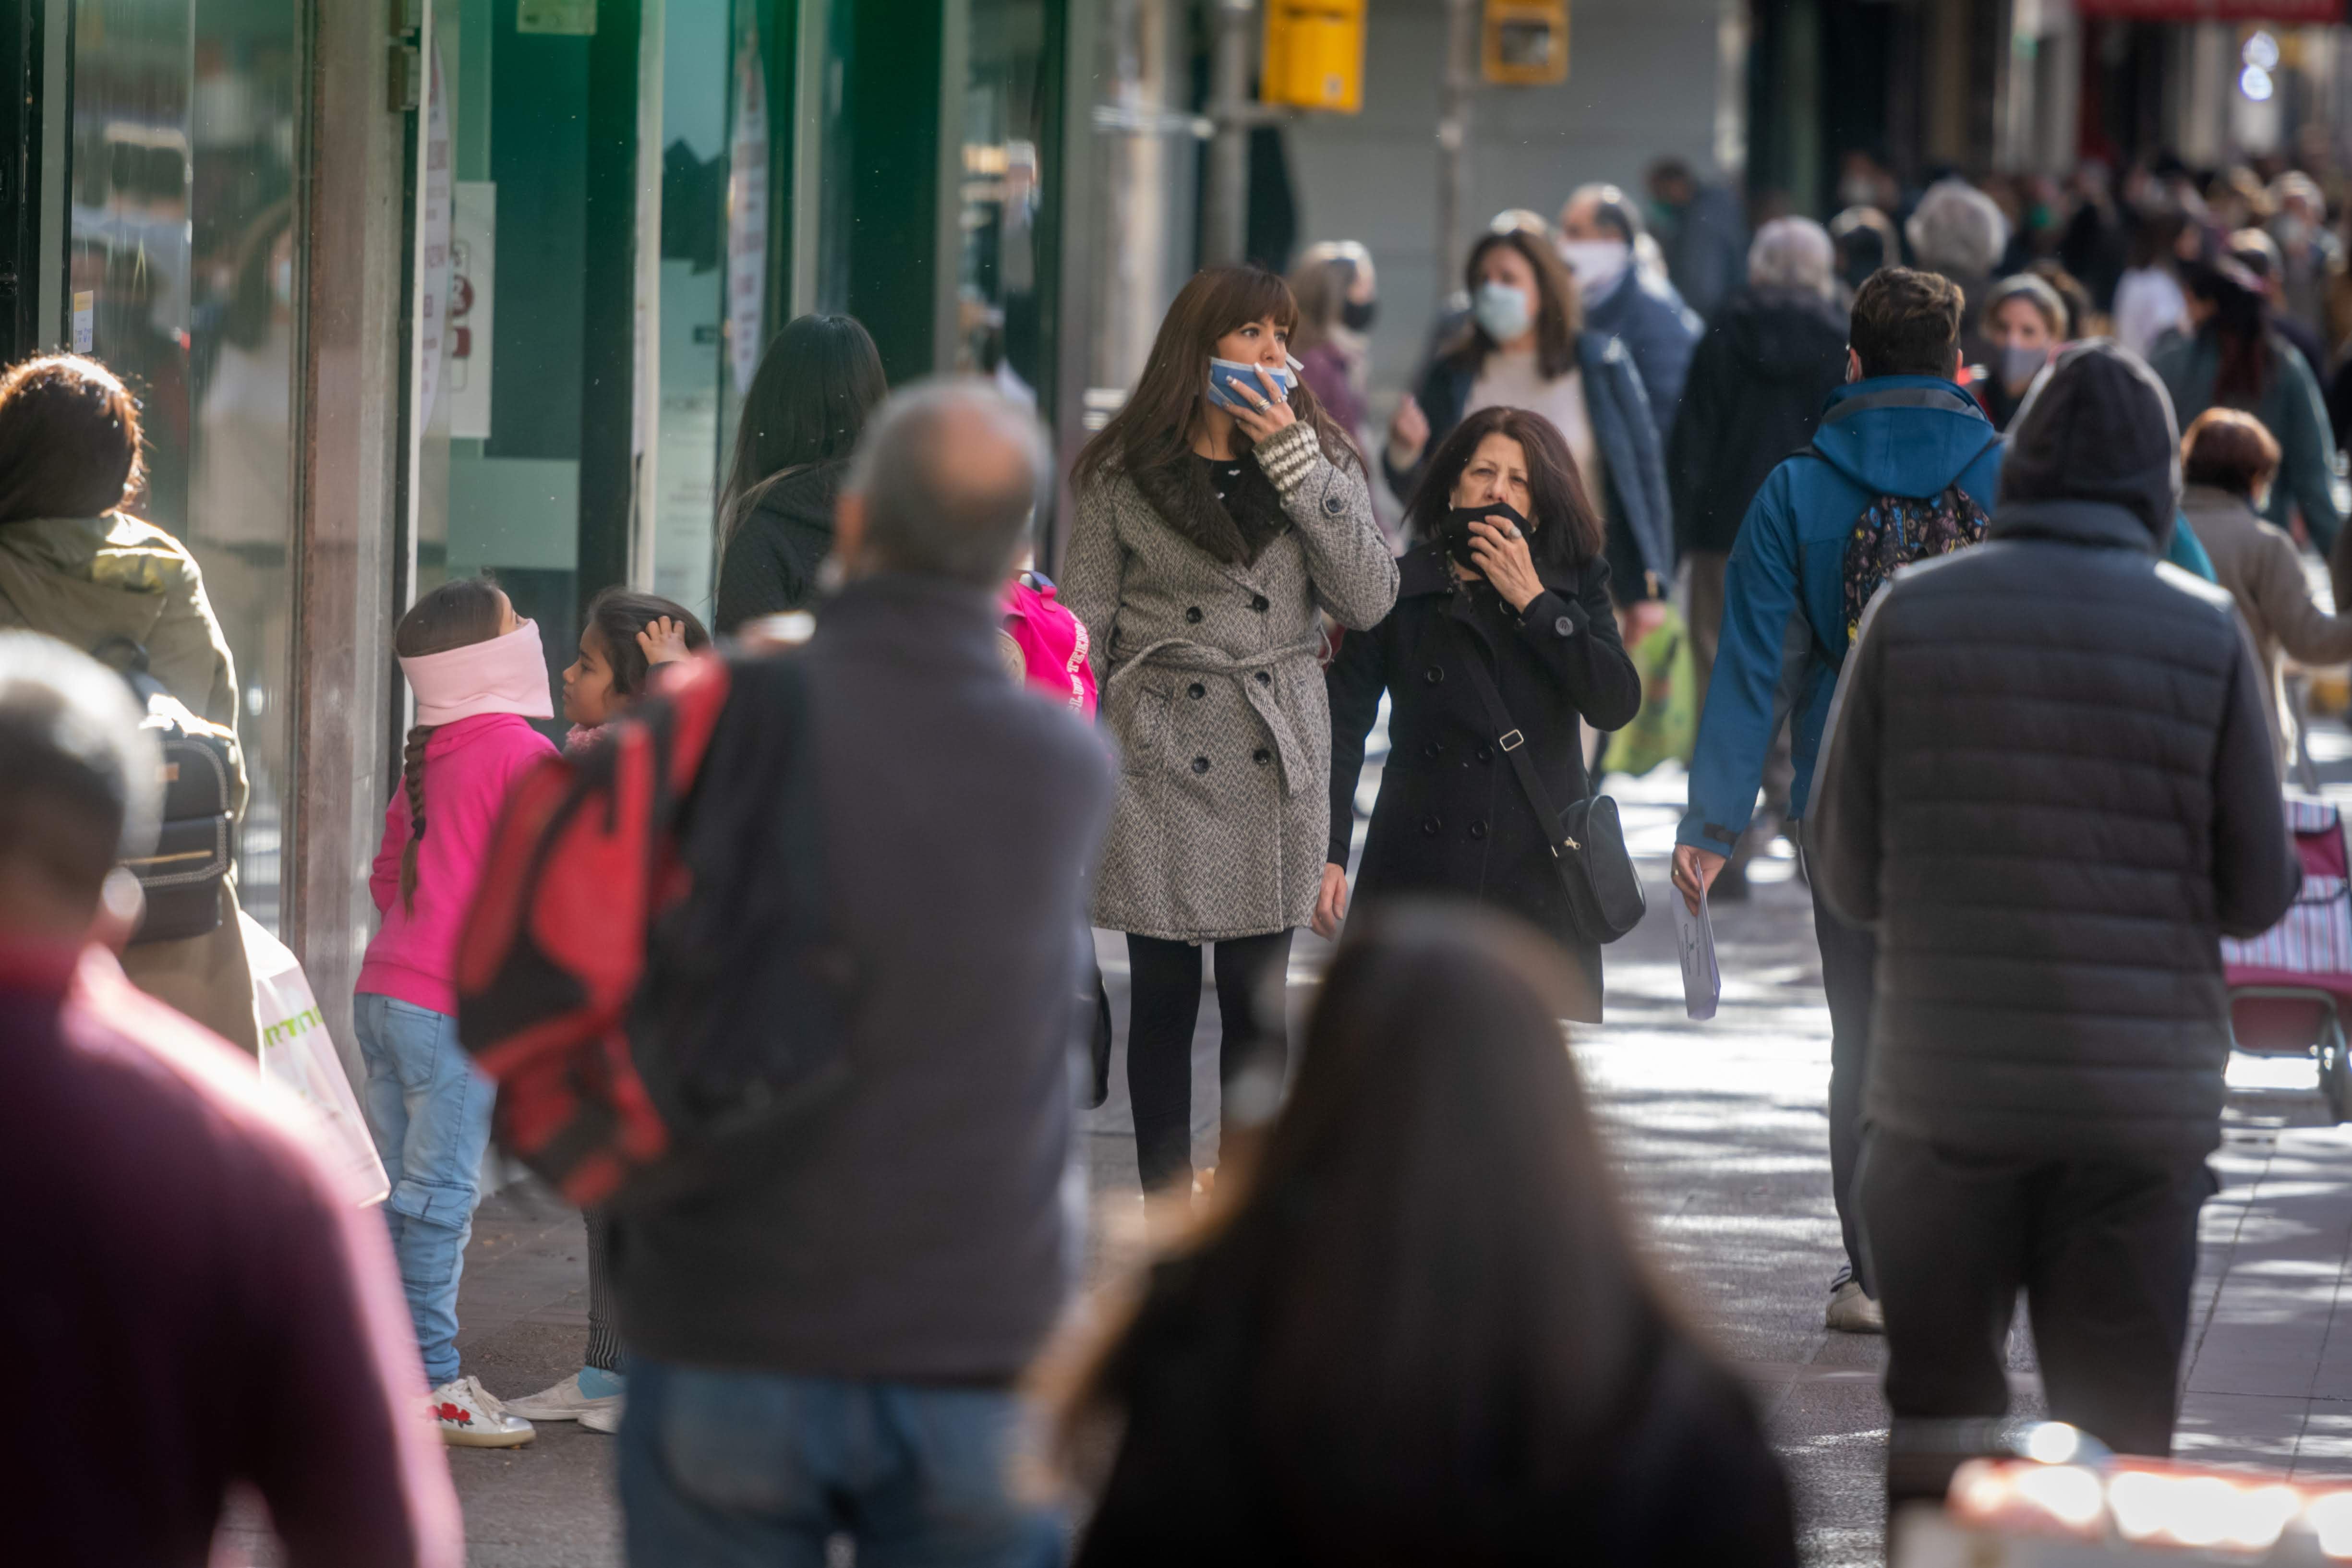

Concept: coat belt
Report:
left=1106, top=636, right=1324, bottom=798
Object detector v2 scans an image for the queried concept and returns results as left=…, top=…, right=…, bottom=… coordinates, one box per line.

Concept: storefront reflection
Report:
left=72, top=0, right=302, bottom=930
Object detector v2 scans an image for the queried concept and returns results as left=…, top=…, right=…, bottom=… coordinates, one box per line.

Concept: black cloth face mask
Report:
left=1440, top=499, right=1531, bottom=573
left=1340, top=297, right=1377, bottom=332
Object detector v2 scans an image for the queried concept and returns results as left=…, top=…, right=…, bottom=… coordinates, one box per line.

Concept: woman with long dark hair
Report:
left=1384, top=228, right=1672, bottom=605
left=1062, top=265, right=1397, bottom=1197
left=2149, top=258, right=2342, bottom=558
left=712, top=314, right=887, bottom=631
left=1051, top=905, right=1797, bottom=1566
left=1323, top=407, right=1639, bottom=1018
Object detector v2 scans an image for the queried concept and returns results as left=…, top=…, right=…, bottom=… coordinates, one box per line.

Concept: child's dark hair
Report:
left=585, top=588, right=711, bottom=701
left=395, top=577, right=507, bottom=915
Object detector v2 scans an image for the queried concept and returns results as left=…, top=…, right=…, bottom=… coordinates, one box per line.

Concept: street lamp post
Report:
left=1202, top=0, right=1256, bottom=265
left=1434, top=0, right=1479, bottom=293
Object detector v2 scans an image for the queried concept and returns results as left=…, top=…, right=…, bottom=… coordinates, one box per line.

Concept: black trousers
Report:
left=1811, top=880, right=1878, bottom=1290
left=585, top=1208, right=621, bottom=1373
left=1859, top=1125, right=2214, bottom=1501
left=1124, top=930, right=1293, bottom=1192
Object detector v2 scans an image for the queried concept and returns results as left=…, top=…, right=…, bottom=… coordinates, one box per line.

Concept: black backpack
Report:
left=90, top=636, right=241, bottom=944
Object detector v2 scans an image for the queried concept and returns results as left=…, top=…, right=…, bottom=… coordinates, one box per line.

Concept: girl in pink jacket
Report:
left=355, top=577, right=556, bottom=1448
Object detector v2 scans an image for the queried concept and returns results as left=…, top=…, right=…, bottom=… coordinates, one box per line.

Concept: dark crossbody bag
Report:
left=1450, top=620, right=1647, bottom=943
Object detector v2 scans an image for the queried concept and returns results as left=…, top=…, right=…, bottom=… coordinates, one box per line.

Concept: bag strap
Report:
left=1447, top=619, right=1585, bottom=874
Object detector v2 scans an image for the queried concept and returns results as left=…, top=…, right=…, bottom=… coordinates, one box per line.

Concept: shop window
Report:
left=71, top=0, right=305, bottom=932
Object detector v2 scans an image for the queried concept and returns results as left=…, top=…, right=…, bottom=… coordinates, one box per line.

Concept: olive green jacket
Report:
left=0, top=514, right=241, bottom=736
left=0, top=514, right=258, bottom=1051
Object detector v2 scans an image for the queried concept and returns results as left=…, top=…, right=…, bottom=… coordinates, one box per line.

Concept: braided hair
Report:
left=394, top=578, right=509, bottom=913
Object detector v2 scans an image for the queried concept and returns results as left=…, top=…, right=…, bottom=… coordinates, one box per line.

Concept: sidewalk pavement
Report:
left=316, top=759, right=2352, bottom=1568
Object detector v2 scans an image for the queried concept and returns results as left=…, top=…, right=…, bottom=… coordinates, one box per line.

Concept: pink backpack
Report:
left=1001, top=571, right=1097, bottom=717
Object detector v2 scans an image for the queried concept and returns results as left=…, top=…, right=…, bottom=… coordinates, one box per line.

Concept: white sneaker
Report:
left=503, top=1372, right=622, bottom=1425
left=1825, top=1280, right=1886, bottom=1334
left=579, top=1398, right=625, bottom=1435
left=428, top=1375, right=536, bottom=1447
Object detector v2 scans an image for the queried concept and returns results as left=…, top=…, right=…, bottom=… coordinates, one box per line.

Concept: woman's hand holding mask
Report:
left=1462, top=515, right=1543, bottom=612
left=1230, top=364, right=1300, bottom=443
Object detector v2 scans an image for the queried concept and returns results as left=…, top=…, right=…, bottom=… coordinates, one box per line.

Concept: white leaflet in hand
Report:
left=1675, top=890, right=1721, bottom=1022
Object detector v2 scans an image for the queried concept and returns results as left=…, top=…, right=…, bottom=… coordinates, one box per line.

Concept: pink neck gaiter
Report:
left=398, top=620, right=555, bottom=726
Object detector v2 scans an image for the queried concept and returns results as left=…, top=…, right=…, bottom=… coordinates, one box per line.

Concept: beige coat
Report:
left=0, top=514, right=259, bottom=1051
left=2183, top=483, right=2352, bottom=771
left=1063, top=421, right=1398, bottom=940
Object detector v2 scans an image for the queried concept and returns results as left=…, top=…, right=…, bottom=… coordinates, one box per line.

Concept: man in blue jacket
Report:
left=1671, top=267, right=2000, bottom=1335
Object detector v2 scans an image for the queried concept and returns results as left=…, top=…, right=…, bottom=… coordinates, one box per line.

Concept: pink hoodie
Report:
left=357, top=713, right=558, bottom=1015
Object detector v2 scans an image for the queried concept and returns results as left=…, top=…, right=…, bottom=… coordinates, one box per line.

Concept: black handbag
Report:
left=88, top=637, right=239, bottom=944
left=1450, top=620, right=1647, bottom=943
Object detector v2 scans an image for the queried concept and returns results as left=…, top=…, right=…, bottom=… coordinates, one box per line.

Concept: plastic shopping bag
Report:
left=1601, top=603, right=1698, bottom=779
left=243, top=913, right=391, bottom=1206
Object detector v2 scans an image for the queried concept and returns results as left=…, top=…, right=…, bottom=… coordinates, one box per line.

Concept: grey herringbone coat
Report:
left=1063, top=420, right=1398, bottom=940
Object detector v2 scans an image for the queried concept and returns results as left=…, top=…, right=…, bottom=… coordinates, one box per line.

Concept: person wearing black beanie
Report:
left=1999, top=339, right=2183, bottom=539
left=1808, top=336, right=2301, bottom=1506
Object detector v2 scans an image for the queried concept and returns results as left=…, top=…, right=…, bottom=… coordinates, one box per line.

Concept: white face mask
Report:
left=1558, top=238, right=1630, bottom=299
left=1472, top=281, right=1533, bottom=343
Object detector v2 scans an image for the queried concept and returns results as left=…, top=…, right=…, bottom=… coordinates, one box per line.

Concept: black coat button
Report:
left=1185, top=606, right=1203, bottom=624
left=1251, top=593, right=1270, bottom=612
left=1422, top=740, right=1443, bottom=760
left=1188, top=682, right=1206, bottom=699
left=1322, top=493, right=1344, bottom=516
left=1253, top=748, right=1271, bottom=765
left=1191, top=756, right=1210, bottom=775
left=1424, top=665, right=1445, bottom=685
left=1421, top=815, right=1443, bottom=836
left=1476, top=743, right=1495, bottom=763
left=1254, top=670, right=1271, bottom=686
left=1468, top=820, right=1487, bottom=841
left=1554, top=615, right=1576, bottom=637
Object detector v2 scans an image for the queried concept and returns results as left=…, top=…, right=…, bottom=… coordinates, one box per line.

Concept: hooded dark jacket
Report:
left=1668, top=288, right=1850, bottom=556
left=1810, top=343, right=2300, bottom=1161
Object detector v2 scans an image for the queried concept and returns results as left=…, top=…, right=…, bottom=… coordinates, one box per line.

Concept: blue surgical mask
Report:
left=1472, top=281, right=1532, bottom=343
left=1206, top=356, right=1296, bottom=410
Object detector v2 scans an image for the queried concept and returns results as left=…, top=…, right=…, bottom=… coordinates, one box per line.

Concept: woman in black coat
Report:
left=1054, top=907, right=1796, bottom=1568
left=712, top=313, right=886, bottom=633
left=1322, top=405, right=1640, bottom=1020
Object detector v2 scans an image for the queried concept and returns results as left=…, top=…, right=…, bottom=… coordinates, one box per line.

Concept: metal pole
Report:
left=1202, top=0, right=1255, bottom=265
left=1434, top=0, right=1478, bottom=296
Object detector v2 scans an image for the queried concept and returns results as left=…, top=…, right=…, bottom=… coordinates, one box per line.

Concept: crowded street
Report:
left=27, top=0, right=2352, bottom=1564
left=230, top=753, right=2352, bottom=1568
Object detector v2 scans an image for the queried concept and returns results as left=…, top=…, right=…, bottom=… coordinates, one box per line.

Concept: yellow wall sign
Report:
left=1484, top=0, right=1569, bottom=84
left=1261, top=0, right=1366, bottom=114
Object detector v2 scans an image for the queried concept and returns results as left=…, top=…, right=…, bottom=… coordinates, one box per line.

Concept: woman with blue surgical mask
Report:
left=1061, top=265, right=1397, bottom=1201
left=1385, top=228, right=1673, bottom=609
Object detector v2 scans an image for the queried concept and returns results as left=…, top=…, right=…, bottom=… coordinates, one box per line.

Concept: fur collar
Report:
left=1130, top=451, right=1291, bottom=567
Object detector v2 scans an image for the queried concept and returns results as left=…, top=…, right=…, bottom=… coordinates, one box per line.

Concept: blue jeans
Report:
left=618, top=1358, right=1063, bottom=1568
left=352, top=992, right=495, bottom=1386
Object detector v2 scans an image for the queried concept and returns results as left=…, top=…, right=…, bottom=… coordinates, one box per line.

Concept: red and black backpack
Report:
left=455, top=651, right=848, bottom=1207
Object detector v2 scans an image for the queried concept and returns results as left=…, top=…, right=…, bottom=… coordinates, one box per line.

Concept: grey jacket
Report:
left=613, top=574, right=1114, bottom=1379
left=1064, top=420, right=1398, bottom=940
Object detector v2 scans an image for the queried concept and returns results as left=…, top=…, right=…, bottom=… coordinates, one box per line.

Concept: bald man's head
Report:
left=840, top=380, right=1048, bottom=588
left=1559, top=184, right=1642, bottom=245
